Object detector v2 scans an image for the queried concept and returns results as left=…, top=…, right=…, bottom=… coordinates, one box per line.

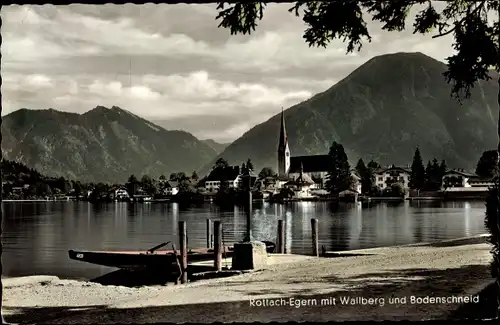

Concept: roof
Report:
left=350, top=170, right=361, bottom=180
left=443, top=169, right=476, bottom=177
left=468, top=176, right=495, bottom=183
left=165, top=180, right=179, bottom=188
left=277, top=175, right=291, bottom=181
left=289, top=155, right=330, bottom=173
left=205, top=165, right=241, bottom=181
left=286, top=172, right=315, bottom=186
left=374, top=166, right=411, bottom=174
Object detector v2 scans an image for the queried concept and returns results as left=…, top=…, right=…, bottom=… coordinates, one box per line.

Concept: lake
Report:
left=1, top=200, right=488, bottom=280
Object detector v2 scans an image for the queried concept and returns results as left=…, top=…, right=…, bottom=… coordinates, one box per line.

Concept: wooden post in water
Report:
left=277, top=219, right=285, bottom=254
left=311, top=218, right=319, bottom=257
left=178, top=221, right=188, bottom=284
left=171, top=243, right=180, bottom=285
left=206, top=218, right=212, bottom=249
left=214, top=220, right=222, bottom=271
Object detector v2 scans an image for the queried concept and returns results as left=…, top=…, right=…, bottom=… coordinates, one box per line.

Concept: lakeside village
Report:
left=2, top=112, right=498, bottom=204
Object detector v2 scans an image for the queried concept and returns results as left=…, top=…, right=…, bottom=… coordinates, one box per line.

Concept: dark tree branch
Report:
left=431, top=1, right=487, bottom=38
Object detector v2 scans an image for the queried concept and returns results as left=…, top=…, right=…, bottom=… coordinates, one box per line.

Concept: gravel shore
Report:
left=3, top=234, right=494, bottom=323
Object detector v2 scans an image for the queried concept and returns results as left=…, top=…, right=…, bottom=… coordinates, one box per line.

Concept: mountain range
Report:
left=201, top=139, right=230, bottom=154
left=198, top=52, right=498, bottom=176
left=2, top=52, right=498, bottom=183
left=1, top=106, right=219, bottom=183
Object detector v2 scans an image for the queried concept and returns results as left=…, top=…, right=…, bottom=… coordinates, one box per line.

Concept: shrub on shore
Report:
left=484, top=186, right=500, bottom=280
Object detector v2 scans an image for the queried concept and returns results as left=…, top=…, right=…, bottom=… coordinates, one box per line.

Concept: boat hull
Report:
left=68, top=248, right=235, bottom=271
left=69, top=242, right=275, bottom=271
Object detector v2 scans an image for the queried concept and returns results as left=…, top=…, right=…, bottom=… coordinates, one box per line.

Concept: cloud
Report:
left=1, top=3, right=458, bottom=142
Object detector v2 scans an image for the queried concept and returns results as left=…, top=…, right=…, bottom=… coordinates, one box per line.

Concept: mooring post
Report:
left=277, top=219, right=285, bottom=254
left=214, top=220, right=222, bottom=271
left=311, top=218, right=319, bottom=257
left=178, top=221, right=188, bottom=284
left=171, top=243, right=180, bottom=285
left=206, top=218, right=212, bottom=249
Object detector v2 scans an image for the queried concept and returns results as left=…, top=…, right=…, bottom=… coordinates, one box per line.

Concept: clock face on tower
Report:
left=286, top=152, right=289, bottom=157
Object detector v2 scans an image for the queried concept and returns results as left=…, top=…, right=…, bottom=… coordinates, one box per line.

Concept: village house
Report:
left=374, top=165, right=411, bottom=191
left=108, top=187, right=130, bottom=200
left=441, top=169, right=475, bottom=188
left=163, top=180, right=179, bottom=196
left=283, top=164, right=316, bottom=198
left=441, top=169, right=495, bottom=192
left=340, top=171, right=362, bottom=195
left=254, top=176, right=279, bottom=191
left=203, top=166, right=257, bottom=193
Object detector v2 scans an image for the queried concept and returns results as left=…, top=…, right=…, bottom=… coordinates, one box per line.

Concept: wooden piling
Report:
left=206, top=218, right=212, bottom=249
left=171, top=243, right=181, bottom=285
left=277, top=219, right=285, bottom=254
left=214, top=220, right=222, bottom=271
left=178, top=221, right=188, bottom=284
left=311, top=218, right=319, bottom=257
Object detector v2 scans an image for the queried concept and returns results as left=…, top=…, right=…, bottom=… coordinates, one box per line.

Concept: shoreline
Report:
left=3, top=234, right=494, bottom=323
left=2, top=195, right=491, bottom=203
left=2, top=234, right=491, bottom=284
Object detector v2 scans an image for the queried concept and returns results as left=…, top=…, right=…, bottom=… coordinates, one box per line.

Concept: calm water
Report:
left=1, top=200, right=487, bottom=280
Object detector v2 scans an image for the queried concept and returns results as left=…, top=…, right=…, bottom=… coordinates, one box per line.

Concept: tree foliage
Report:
left=476, top=150, right=499, bottom=179
left=246, top=158, right=254, bottom=172
left=126, top=174, right=139, bottom=196
left=258, top=167, right=275, bottom=179
left=366, top=160, right=380, bottom=170
left=383, top=183, right=406, bottom=197
left=355, top=158, right=376, bottom=195
left=214, top=157, right=229, bottom=170
left=409, top=147, right=426, bottom=190
left=170, top=172, right=188, bottom=181
left=325, top=141, right=352, bottom=195
left=424, top=158, right=445, bottom=190
left=486, top=185, right=500, bottom=278
left=216, top=1, right=499, bottom=99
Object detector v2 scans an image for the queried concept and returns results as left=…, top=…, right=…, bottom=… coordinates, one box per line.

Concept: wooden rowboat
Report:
left=68, top=241, right=276, bottom=272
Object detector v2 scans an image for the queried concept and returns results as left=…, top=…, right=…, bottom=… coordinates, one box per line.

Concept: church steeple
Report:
left=277, top=107, right=291, bottom=177
left=278, top=107, right=287, bottom=150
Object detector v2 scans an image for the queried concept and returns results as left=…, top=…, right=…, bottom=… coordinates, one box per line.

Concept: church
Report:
left=277, top=109, right=332, bottom=189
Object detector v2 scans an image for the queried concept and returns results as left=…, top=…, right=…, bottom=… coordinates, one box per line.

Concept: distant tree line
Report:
left=3, top=147, right=495, bottom=202
left=1, top=160, right=85, bottom=200
left=1, top=159, right=204, bottom=202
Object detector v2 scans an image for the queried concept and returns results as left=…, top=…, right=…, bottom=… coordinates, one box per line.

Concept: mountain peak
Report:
left=2, top=106, right=220, bottom=183
left=199, top=51, right=498, bottom=176
left=87, top=105, right=110, bottom=113
left=363, top=51, right=444, bottom=68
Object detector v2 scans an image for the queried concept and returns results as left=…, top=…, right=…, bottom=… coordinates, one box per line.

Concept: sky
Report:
left=1, top=3, right=457, bottom=143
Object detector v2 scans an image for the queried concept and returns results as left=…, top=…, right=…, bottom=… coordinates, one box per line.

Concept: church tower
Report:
left=277, top=108, right=291, bottom=177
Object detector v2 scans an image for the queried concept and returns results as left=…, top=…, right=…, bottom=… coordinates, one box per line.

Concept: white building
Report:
left=283, top=164, right=316, bottom=198
left=441, top=169, right=474, bottom=188
left=108, top=187, right=130, bottom=200
left=374, top=166, right=411, bottom=190
left=351, top=172, right=362, bottom=194
left=163, top=181, right=179, bottom=196
left=441, top=169, right=495, bottom=191
left=203, top=166, right=257, bottom=193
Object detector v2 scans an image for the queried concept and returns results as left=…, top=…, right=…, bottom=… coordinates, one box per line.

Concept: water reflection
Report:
left=1, top=200, right=487, bottom=279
